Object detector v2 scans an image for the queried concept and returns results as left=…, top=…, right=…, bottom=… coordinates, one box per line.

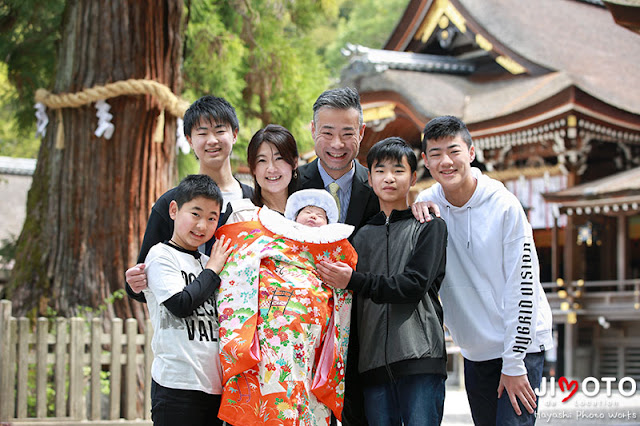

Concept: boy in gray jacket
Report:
left=318, top=137, right=448, bottom=425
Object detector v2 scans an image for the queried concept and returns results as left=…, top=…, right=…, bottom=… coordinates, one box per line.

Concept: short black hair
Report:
left=366, top=137, right=417, bottom=172
left=173, top=174, right=223, bottom=210
left=183, top=95, right=239, bottom=137
left=312, top=87, right=363, bottom=126
left=421, top=115, right=473, bottom=153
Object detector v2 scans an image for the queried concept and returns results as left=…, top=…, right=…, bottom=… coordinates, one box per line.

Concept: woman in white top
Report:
left=227, top=124, right=299, bottom=223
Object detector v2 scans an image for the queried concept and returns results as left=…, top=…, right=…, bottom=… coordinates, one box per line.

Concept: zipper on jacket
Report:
left=384, top=215, right=396, bottom=383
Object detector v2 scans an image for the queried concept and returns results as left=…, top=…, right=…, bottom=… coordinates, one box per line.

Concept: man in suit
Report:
left=302, top=89, right=442, bottom=426
left=297, top=87, right=376, bottom=426
left=298, top=87, right=379, bottom=230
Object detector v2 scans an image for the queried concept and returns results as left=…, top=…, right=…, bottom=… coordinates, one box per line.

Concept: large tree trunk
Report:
left=8, top=0, right=183, bottom=323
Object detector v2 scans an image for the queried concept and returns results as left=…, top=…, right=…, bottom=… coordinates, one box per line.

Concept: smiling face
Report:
left=186, top=118, right=237, bottom=172
left=311, top=107, right=365, bottom=180
left=253, top=142, right=295, bottom=199
left=169, top=196, right=221, bottom=251
left=295, top=205, right=329, bottom=227
left=423, top=134, right=477, bottom=203
left=368, top=156, right=417, bottom=215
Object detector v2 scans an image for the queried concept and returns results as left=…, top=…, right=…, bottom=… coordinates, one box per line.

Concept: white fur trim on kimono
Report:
left=226, top=198, right=260, bottom=224
left=260, top=206, right=354, bottom=244
left=284, top=189, right=340, bottom=224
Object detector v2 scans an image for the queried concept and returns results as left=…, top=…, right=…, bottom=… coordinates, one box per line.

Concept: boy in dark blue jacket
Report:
left=318, top=137, right=448, bottom=425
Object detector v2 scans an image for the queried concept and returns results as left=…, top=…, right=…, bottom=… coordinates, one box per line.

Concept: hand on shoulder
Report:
left=411, top=200, right=441, bottom=223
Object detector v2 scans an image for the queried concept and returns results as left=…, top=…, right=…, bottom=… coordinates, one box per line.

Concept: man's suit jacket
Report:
left=297, top=158, right=379, bottom=231
left=297, top=158, right=377, bottom=426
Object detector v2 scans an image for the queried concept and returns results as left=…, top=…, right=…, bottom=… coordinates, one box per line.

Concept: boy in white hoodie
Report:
left=412, top=115, right=553, bottom=426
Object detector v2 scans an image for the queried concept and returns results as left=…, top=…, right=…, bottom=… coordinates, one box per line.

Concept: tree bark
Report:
left=8, top=0, right=183, bottom=323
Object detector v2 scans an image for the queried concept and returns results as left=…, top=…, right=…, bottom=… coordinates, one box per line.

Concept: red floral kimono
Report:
left=215, top=207, right=357, bottom=425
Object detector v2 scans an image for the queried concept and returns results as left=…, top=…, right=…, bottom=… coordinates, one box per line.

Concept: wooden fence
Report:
left=0, top=298, right=467, bottom=425
left=0, top=300, right=152, bottom=425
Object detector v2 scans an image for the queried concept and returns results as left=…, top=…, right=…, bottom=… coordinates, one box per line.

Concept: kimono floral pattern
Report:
left=215, top=210, right=357, bottom=426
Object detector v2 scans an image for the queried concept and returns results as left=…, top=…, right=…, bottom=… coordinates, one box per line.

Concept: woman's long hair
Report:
left=246, top=124, right=299, bottom=207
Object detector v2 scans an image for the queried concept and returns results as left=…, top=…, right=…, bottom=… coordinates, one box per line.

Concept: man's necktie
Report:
left=328, top=182, right=341, bottom=218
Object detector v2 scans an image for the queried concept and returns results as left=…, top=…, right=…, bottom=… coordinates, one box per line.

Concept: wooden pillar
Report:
left=552, top=216, right=559, bottom=281
left=562, top=213, right=575, bottom=378
left=563, top=215, right=574, bottom=289
left=563, top=169, right=577, bottom=286
left=0, top=300, right=12, bottom=422
left=617, top=215, right=627, bottom=290
left=564, top=320, right=576, bottom=378
left=562, top=169, right=577, bottom=378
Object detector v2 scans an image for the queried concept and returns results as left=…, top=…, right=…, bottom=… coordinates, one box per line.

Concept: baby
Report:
left=214, top=188, right=356, bottom=425
left=284, top=188, right=339, bottom=228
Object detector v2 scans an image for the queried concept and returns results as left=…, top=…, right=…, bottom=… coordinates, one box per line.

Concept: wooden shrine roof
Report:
left=346, top=67, right=577, bottom=125
left=543, top=166, right=640, bottom=202
left=542, top=166, right=640, bottom=215
left=345, top=0, right=640, bottom=136
left=603, top=0, right=640, bottom=34
left=456, top=0, right=640, bottom=115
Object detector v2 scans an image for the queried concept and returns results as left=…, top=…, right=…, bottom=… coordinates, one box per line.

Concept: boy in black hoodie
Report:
left=317, top=137, right=448, bottom=425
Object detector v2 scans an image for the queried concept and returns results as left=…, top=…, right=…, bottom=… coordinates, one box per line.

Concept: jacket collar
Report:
left=367, top=208, right=414, bottom=225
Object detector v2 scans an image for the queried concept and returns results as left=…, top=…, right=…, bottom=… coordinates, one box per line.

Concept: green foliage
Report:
left=0, top=233, right=18, bottom=264
left=0, top=63, right=40, bottom=157
left=324, top=0, right=410, bottom=77
left=24, top=351, right=110, bottom=418
left=183, top=0, right=338, bottom=157
left=19, top=287, right=122, bottom=417
left=74, top=289, right=126, bottom=319
left=0, top=0, right=410, bottom=162
left=0, top=0, right=65, bottom=136
left=183, top=1, right=246, bottom=109
left=177, top=150, right=200, bottom=180
left=83, top=366, right=111, bottom=398
left=37, top=289, right=127, bottom=321
left=26, top=364, right=57, bottom=416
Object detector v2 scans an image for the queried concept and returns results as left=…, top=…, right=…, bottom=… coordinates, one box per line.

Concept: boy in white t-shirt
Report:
left=143, top=174, right=233, bottom=426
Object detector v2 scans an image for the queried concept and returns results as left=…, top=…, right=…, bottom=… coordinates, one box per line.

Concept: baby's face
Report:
left=295, top=205, right=328, bottom=227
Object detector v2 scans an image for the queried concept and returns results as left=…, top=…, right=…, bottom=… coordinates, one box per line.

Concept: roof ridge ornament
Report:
left=341, top=43, right=475, bottom=75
